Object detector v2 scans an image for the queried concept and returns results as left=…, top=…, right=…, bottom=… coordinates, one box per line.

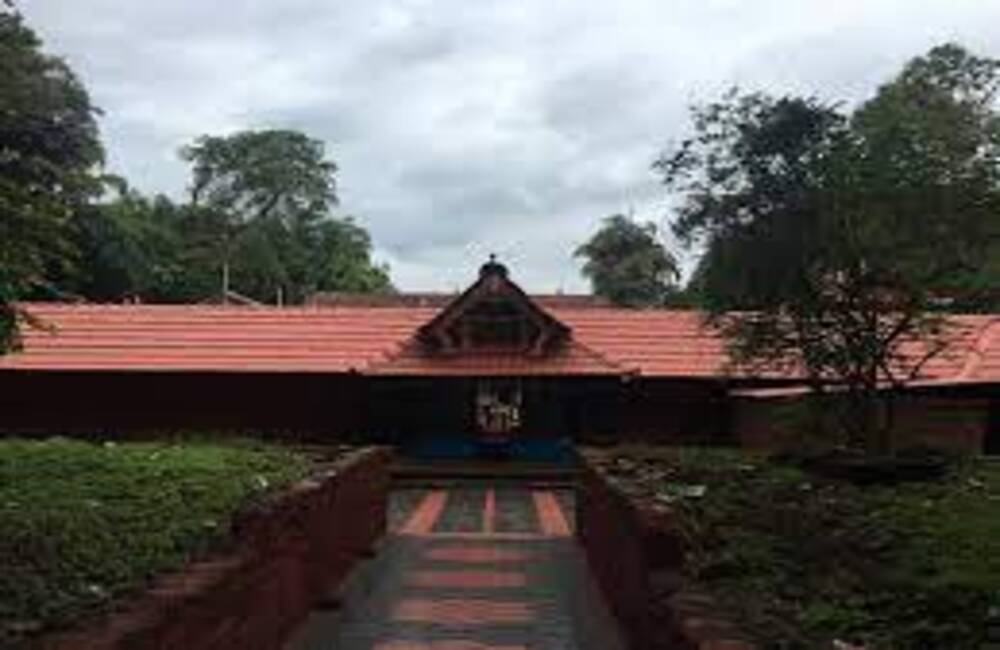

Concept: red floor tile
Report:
left=400, top=491, right=448, bottom=536
left=424, top=545, right=530, bottom=563
left=532, top=491, right=572, bottom=537
left=482, top=488, right=496, bottom=534
left=374, top=641, right=527, bottom=650
left=407, top=570, right=527, bottom=589
left=392, top=598, right=534, bottom=625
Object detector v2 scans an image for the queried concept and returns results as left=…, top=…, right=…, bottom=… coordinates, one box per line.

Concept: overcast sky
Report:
left=20, top=0, right=1000, bottom=292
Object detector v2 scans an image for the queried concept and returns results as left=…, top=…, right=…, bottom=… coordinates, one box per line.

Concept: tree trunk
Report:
left=862, top=364, right=885, bottom=455
left=841, top=386, right=870, bottom=451
left=879, top=384, right=897, bottom=456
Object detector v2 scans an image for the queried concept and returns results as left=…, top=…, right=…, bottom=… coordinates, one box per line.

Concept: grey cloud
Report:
left=19, top=0, right=1000, bottom=292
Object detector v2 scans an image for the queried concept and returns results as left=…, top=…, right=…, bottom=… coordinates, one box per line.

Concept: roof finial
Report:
left=479, top=254, right=508, bottom=278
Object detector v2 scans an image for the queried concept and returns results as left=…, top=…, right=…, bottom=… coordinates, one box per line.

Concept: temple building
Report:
left=1, top=259, right=998, bottom=457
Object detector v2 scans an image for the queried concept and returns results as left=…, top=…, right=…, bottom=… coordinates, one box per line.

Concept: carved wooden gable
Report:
left=418, top=258, right=570, bottom=356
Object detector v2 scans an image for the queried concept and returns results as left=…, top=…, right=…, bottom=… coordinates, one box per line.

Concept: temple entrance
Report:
left=367, top=376, right=619, bottom=463
left=362, top=258, right=624, bottom=463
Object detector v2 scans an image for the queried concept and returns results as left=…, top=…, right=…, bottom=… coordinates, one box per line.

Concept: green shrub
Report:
left=587, top=446, right=1000, bottom=649
left=0, top=438, right=311, bottom=648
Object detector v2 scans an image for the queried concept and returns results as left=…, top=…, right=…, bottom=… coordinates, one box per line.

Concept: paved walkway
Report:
left=288, top=485, right=624, bottom=650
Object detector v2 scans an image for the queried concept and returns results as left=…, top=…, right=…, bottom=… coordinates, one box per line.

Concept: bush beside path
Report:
left=584, top=446, right=1000, bottom=649
left=0, top=437, right=316, bottom=648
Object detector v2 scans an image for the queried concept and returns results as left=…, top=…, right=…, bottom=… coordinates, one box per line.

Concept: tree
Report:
left=0, top=11, right=389, bottom=328
left=38, top=128, right=392, bottom=306
left=180, top=129, right=337, bottom=297
left=852, top=44, right=1000, bottom=311
left=575, top=214, right=679, bottom=307
left=64, top=181, right=189, bottom=302
left=309, top=218, right=392, bottom=294
left=0, top=7, right=103, bottom=351
left=182, top=129, right=337, bottom=226
left=179, top=129, right=390, bottom=303
left=657, top=45, right=1000, bottom=452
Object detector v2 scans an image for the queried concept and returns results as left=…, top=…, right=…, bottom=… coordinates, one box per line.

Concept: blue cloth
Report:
left=401, top=432, right=571, bottom=463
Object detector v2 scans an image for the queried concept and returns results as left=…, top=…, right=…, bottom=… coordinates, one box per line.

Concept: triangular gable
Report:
left=364, top=336, right=627, bottom=376
left=416, top=257, right=571, bottom=357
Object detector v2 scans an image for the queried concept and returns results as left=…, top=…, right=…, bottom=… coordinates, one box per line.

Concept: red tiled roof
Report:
left=547, top=308, right=728, bottom=377
left=957, top=317, right=1000, bottom=382
left=895, top=315, right=997, bottom=382
left=2, top=302, right=999, bottom=383
left=0, top=304, right=433, bottom=373
left=549, top=308, right=998, bottom=381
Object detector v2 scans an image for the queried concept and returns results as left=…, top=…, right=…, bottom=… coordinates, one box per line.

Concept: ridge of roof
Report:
left=310, top=291, right=613, bottom=309
left=14, top=301, right=437, bottom=313
left=17, top=300, right=997, bottom=320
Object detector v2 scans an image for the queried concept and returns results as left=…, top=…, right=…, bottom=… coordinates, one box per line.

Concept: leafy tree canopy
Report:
left=15, top=122, right=392, bottom=308
left=177, top=129, right=390, bottom=303
left=851, top=43, right=1000, bottom=310
left=575, top=214, right=680, bottom=307
left=182, top=129, right=337, bottom=226
left=59, top=181, right=189, bottom=303
left=657, top=44, right=1000, bottom=450
left=0, top=7, right=103, bottom=351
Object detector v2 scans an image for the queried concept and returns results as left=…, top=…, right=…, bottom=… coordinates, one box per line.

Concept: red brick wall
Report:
left=39, top=447, right=391, bottom=650
left=734, top=391, right=990, bottom=453
left=577, top=459, right=755, bottom=650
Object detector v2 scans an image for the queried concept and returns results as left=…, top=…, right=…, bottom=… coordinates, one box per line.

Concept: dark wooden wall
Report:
left=364, top=376, right=623, bottom=442
left=615, top=378, right=733, bottom=444
left=6, top=369, right=904, bottom=450
left=0, top=370, right=365, bottom=440
left=989, top=396, right=1000, bottom=455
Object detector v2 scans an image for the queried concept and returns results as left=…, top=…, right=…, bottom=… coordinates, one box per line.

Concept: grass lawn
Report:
left=585, top=446, right=1000, bottom=650
left=0, top=437, right=313, bottom=648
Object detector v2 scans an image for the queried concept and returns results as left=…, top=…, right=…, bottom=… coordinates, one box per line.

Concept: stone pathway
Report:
left=287, top=484, right=624, bottom=650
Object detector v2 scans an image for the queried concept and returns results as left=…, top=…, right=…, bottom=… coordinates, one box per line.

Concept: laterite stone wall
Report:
left=733, top=391, right=990, bottom=453
left=39, top=447, right=391, bottom=650
left=577, top=460, right=756, bottom=650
